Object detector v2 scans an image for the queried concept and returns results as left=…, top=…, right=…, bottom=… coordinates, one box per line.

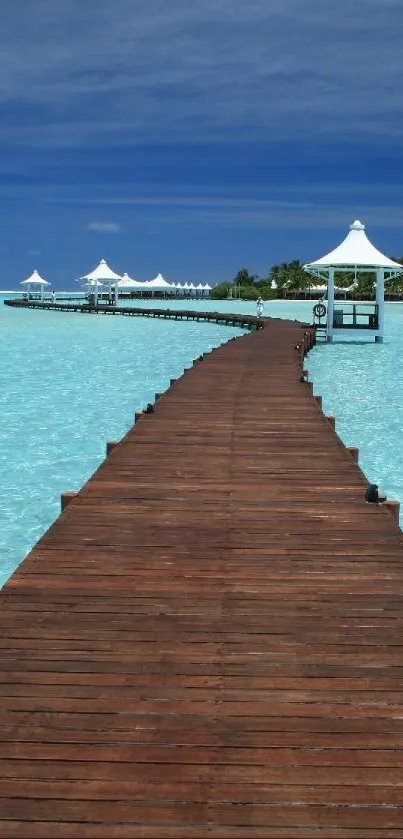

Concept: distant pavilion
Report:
left=20, top=270, right=51, bottom=302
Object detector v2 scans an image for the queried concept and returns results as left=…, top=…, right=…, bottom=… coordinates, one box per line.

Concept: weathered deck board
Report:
left=1, top=318, right=403, bottom=838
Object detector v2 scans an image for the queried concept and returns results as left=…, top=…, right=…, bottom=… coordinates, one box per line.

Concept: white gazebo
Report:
left=79, top=259, right=122, bottom=305
left=304, top=219, right=403, bottom=343
left=21, top=270, right=51, bottom=301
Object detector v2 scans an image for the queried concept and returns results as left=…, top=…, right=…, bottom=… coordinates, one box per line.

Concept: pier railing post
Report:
left=106, top=441, right=119, bottom=455
left=61, top=492, right=77, bottom=511
left=347, top=447, right=359, bottom=463
left=383, top=500, right=400, bottom=524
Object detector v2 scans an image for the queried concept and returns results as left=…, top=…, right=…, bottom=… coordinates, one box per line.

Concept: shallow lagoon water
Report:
left=1, top=293, right=403, bottom=587
left=0, top=296, right=247, bottom=586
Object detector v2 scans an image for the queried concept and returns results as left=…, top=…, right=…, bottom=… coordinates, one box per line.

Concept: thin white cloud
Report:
left=85, top=221, right=120, bottom=232
left=0, top=0, right=402, bottom=145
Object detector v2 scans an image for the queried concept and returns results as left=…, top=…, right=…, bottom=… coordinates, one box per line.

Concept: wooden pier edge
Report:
left=3, top=299, right=264, bottom=331
left=1, top=317, right=403, bottom=837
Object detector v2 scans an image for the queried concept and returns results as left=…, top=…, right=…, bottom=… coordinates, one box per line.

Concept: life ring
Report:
left=313, top=303, right=326, bottom=318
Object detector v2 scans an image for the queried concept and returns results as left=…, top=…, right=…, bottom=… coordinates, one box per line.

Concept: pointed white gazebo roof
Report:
left=21, top=269, right=50, bottom=286
left=147, top=273, right=172, bottom=289
left=305, top=220, right=403, bottom=274
left=80, top=258, right=122, bottom=282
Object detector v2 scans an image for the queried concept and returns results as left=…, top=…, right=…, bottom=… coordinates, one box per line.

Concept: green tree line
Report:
left=211, top=259, right=403, bottom=300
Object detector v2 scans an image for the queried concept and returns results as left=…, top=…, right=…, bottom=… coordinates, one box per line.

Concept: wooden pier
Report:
left=1, top=317, right=403, bottom=837
left=4, top=299, right=262, bottom=330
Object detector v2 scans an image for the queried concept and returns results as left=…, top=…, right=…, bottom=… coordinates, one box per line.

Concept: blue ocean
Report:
left=1, top=293, right=403, bottom=587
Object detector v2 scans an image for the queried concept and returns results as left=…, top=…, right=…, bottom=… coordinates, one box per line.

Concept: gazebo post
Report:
left=326, top=267, right=335, bottom=343
left=375, top=268, right=384, bottom=343
left=115, top=281, right=119, bottom=306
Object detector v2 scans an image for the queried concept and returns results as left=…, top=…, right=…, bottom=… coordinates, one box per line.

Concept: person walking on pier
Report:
left=256, top=296, right=264, bottom=317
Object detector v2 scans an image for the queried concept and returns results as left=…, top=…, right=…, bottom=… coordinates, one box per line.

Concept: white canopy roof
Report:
left=305, top=220, right=403, bottom=272
left=21, top=269, right=50, bottom=286
left=80, top=258, right=122, bottom=282
left=118, top=272, right=147, bottom=288
left=147, top=273, right=173, bottom=289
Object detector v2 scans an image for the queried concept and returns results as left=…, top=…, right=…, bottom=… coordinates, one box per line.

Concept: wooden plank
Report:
left=0, top=317, right=402, bottom=836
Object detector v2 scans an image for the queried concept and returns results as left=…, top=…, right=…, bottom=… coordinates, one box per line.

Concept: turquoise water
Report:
left=1, top=294, right=403, bottom=588
left=0, top=296, right=247, bottom=587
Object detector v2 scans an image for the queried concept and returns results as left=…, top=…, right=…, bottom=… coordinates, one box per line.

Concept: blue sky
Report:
left=1, top=0, right=403, bottom=288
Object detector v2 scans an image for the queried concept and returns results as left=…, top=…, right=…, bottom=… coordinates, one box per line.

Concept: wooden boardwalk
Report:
left=4, top=299, right=261, bottom=331
left=1, top=318, right=403, bottom=838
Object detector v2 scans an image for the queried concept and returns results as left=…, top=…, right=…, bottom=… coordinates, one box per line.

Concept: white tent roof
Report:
left=80, top=258, right=122, bottom=282
left=118, top=272, right=147, bottom=288
left=21, top=269, right=50, bottom=286
left=147, top=273, right=173, bottom=289
left=305, top=220, right=403, bottom=271
left=202, top=283, right=212, bottom=289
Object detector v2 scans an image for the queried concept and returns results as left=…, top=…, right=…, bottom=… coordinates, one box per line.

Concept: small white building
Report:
left=21, top=270, right=51, bottom=301
left=79, top=259, right=122, bottom=305
left=304, top=219, right=403, bottom=343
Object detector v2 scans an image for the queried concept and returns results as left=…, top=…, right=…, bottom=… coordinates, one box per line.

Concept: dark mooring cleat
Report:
left=365, top=484, right=387, bottom=504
